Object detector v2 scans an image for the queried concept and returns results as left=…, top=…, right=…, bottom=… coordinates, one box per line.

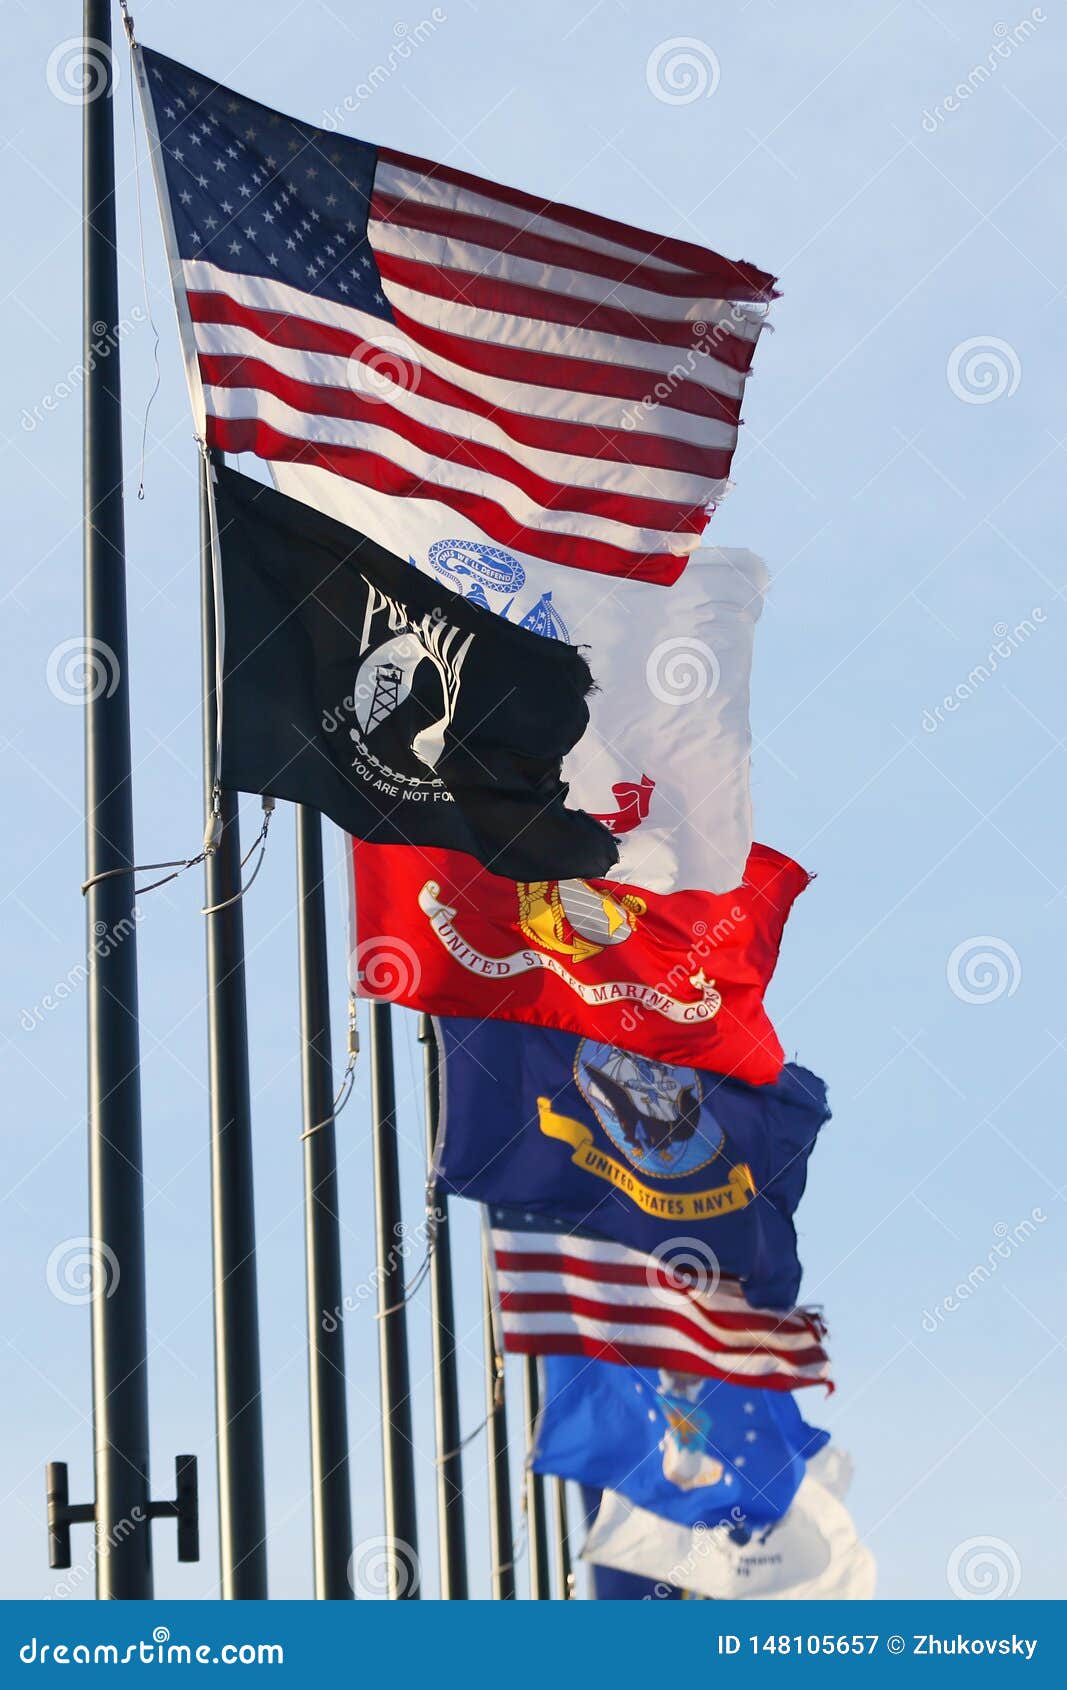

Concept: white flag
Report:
left=583, top=1448, right=877, bottom=1600
left=273, top=463, right=765, bottom=894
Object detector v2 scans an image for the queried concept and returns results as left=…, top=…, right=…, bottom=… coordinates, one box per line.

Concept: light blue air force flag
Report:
left=531, top=1356, right=828, bottom=1531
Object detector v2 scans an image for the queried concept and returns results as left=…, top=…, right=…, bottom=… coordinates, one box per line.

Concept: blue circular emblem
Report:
left=426, top=538, right=526, bottom=598
left=574, top=1040, right=724, bottom=1179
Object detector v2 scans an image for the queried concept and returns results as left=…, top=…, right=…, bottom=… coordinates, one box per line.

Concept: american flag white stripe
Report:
left=196, top=351, right=710, bottom=522
left=508, top=1272, right=825, bottom=1357
left=186, top=279, right=740, bottom=448
left=372, top=160, right=700, bottom=269
left=375, top=149, right=773, bottom=287
left=181, top=265, right=740, bottom=554
left=139, top=43, right=773, bottom=583
left=194, top=325, right=722, bottom=501
left=368, top=214, right=763, bottom=331
left=205, top=386, right=697, bottom=555
left=371, top=263, right=753, bottom=380
left=491, top=1225, right=832, bottom=1392
left=182, top=259, right=749, bottom=404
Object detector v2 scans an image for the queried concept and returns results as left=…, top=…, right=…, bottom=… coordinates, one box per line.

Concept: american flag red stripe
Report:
left=191, top=275, right=751, bottom=576
left=376, top=148, right=777, bottom=291
left=186, top=287, right=744, bottom=435
left=140, top=45, right=774, bottom=584
left=371, top=247, right=746, bottom=353
left=205, top=414, right=691, bottom=580
left=369, top=194, right=742, bottom=302
left=490, top=1224, right=832, bottom=1392
left=193, top=338, right=733, bottom=475
left=198, top=352, right=705, bottom=533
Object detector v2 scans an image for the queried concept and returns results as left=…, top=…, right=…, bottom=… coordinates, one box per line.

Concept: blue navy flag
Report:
left=590, top=1566, right=682, bottom=1600
left=437, top=1018, right=830, bottom=1309
left=532, top=1357, right=829, bottom=1531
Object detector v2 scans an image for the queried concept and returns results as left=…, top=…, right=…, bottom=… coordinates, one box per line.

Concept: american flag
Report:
left=489, top=1210, right=831, bottom=1392
left=137, top=45, right=775, bottom=586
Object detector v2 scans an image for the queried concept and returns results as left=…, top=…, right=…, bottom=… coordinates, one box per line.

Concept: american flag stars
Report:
left=139, top=38, right=773, bottom=582
left=142, top=45, right=387, bottom=320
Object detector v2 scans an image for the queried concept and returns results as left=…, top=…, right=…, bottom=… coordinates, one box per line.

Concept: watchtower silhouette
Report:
left=366, top=662, right=403, bottom=733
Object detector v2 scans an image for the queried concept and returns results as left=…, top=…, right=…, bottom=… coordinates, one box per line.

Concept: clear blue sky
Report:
left=2, top=0, right=1064, bottom=1601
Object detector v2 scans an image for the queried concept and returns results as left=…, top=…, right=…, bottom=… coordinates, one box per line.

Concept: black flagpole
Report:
left=368, top=1001, right=420, bottom=1597
left=200, top=456, right=268, bottom=1597
left=296, top=807, right=354, bottom=1598
left=80, top=0, right=153, bottom=1598
left=483, top=1270, right=517, bottom=1595
left=418, top=1016, right=468, bottom=1599
left=483, top=1263, right=516, bottom=1599
left=552, top=1479, right=574, bottom=1599
left=523, top=1358, right=551, bottom=1599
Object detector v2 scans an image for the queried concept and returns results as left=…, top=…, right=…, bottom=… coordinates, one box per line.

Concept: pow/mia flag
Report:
left=210, top=466, right=618, bottom=880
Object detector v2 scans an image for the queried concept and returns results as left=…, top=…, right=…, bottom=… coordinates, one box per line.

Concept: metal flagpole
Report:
left=552, top=1479, right=574, bottom=1599
left=368, top=1001, right=420, bottom=1597
left=200, top=457, right=268, bottom=1598
left=417, top=1015, right=468, bottom=1599
left=483, top=1263, right=516, bottom=1599
left=296, top=807, right=354, bottom=1598
left=80, top=0, right=153, bottom=1599
left=523, top=1358, right=551, bottom=1599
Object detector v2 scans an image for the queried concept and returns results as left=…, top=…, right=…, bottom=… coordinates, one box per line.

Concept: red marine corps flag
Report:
left=349, top=841, right=809, bottom=1083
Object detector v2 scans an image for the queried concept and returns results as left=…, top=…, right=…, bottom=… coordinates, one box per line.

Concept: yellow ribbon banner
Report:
left=536, top=1098, right=756, bottom=1221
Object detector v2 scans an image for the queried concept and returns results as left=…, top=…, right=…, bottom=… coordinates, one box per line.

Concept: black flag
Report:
left=210, top=466, right=618, bottom=880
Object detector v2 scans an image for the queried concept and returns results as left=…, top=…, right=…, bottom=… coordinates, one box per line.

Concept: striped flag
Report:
left=488, top=1210, right=831, bottom=1392
left=136, top=44, right=775, bottom=586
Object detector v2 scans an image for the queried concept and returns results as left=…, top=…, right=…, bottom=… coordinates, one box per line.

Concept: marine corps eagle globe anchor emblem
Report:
left=516, top=879, right=647, bottom=963
left=414, top=874, right=724, bottom=1029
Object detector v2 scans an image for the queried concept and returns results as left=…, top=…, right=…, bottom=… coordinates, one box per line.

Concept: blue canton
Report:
left=139, top=46, right=392, bottom=322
